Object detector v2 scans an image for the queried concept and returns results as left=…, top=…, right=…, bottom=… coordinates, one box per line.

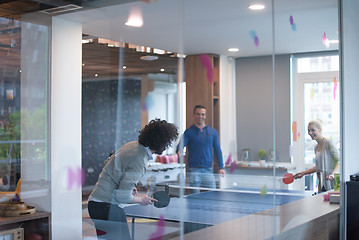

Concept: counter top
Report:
left=225, top=161, right=296, bottom=170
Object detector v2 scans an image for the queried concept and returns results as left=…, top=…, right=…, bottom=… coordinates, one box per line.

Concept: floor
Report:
left=82, top=205, right=181, bottom=240
left=81, top=184, right=186, bottom=240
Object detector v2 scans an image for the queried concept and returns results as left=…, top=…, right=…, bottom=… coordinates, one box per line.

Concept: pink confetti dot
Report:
left=200, top=54, right=214, bottom=83
left=254, top=36, right=259, bottom=47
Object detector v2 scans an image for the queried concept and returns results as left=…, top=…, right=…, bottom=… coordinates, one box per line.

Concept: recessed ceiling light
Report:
left=248, top=4, right=265, bottom=10
left=123, top=66, right=127, bottom=69
left=140, top=55, right=159, bottom=61
left=228, top=48, right=239, bottom=52
left=125, top=6, right=143, bottom=27
left=160, top=69, right=165, bottom=72
left=95, top=73, right=98, bottom=77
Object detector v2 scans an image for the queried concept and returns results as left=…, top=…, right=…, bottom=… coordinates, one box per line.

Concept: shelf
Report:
left=0, top=211, right=50, bottom=225
left=0, top=211, right=50, bottom=239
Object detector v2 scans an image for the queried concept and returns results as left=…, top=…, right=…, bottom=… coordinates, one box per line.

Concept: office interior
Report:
left=0, top=0, right=359, bottom=239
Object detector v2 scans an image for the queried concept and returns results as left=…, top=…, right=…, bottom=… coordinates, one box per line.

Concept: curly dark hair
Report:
left=138, top=119, right=179, bottom=154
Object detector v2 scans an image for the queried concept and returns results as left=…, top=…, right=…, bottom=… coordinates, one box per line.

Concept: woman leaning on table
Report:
left=294, top=119, right=339, bottom=192
left=88, top=119, right=178, bottom=240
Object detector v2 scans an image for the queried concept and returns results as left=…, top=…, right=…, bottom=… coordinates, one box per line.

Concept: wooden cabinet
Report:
left=185, top=54, right=221, bottom=172
left=185, top=54, right=220, bottom=133
left=0, top=211, right=50, bottom=239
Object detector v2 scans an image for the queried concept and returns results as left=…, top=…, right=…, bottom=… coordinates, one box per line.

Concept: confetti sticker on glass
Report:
left=330, top=136, right=333, bottom=143
left=333, top=77, right=338, bottom=100
left=230, top=160, right=236, bottom=173
left=254, top=36, right=259, bottom=47
left=250, top=30, right=256, bottom=39
left=249, top=30, right=259, bottom=47
left=322, top=32, right=327, bottom=45
left=310, top=88, right=315, bottom=99
left=297, top=132, right=300, bottom=139
left=142, top=94, right=155, bottom=111
left=148, top=215, right=165, bottom=240
left=292, top=121, right=297, bottom=142
left=260, top=185, right=267, bottom=197
left=68, top=167, right=85, bottom=190
left=289, top=15, right=296, bottom=31
left=225, top=153, right=232, bottom=166
left=322, top=32, right=329, bottom=48
left=200, top=54, right=214, bottom=83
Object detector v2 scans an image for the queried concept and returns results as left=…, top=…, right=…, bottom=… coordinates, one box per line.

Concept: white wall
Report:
left=235, top=55, right=291, bottom=164
left=340, top=1, right=359, bottom=239
left=341, top=0, right=359, bottom=182
left=219, top=56, right=237, bottom=163
left=51, top=17, right=82, bottom=239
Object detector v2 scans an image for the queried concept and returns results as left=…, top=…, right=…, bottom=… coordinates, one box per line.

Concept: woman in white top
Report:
left=294, top=119, right=339, bottom=192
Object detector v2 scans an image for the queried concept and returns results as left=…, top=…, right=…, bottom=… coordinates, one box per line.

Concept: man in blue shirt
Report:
left=177, top=105, right=225, bottom=193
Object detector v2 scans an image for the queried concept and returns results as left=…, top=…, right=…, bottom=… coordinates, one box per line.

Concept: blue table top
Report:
left=124, top=188, right=308, bottom=225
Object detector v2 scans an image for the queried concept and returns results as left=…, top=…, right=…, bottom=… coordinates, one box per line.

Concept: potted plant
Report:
left=257, top=149, right=267, bottom=167
left=257, top=149, right=267, bottom=160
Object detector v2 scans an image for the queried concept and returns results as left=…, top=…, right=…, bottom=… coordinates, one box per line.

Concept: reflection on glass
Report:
left=0, top=13, right=50, bottom=238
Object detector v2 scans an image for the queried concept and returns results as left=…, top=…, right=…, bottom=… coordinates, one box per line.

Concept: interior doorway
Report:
left=291, top=54, right=340, bottom=191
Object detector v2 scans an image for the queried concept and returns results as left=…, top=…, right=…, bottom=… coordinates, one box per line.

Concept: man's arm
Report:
left=176, top=130, right=189, bottom=155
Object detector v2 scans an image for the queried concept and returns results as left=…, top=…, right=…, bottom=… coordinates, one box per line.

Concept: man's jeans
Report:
left=188, top=167, right=216, bottom=194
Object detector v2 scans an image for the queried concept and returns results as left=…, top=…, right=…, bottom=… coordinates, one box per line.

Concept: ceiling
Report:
left=0, top=0, right=180, bottom=80
left=62, top=0, right=339, bottom=57
left=0, top=0, right=339, bottom=80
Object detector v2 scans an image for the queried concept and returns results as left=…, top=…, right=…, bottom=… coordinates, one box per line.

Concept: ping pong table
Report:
left=124, top=187, right=309, bottom=239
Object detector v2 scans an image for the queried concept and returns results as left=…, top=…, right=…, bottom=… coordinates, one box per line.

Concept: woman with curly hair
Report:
left=88, top=119, right=178, bottom=239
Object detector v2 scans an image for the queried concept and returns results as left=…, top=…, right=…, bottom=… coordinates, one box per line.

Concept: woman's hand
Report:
left=133, top=194, right=157, bottom=205
left=139, top=195, right=157, bottom=205
left=294, top=172, right=304, bottom=179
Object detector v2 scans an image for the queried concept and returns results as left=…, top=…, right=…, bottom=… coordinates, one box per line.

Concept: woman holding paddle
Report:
left=294, top=119, right=339, bottom=192
left=88, top=119, right=178, bottom=239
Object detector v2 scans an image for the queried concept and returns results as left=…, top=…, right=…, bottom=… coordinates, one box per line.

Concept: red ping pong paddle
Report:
left=282, top=173, right=294, bottom=184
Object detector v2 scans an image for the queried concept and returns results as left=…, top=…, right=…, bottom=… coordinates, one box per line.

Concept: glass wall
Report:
left=0, top=0, right=342, bottom=239
left=0, top=14, right=50, bottom=238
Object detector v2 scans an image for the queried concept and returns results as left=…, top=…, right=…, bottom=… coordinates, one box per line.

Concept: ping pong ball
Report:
left=233, top=182, right=237, bottom=186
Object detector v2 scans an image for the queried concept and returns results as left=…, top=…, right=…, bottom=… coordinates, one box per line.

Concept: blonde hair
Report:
left=308, top=119, right=322, bottom=130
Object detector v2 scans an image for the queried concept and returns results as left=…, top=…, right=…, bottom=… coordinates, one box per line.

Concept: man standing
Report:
left=177, top=105, right=225, bottom=193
